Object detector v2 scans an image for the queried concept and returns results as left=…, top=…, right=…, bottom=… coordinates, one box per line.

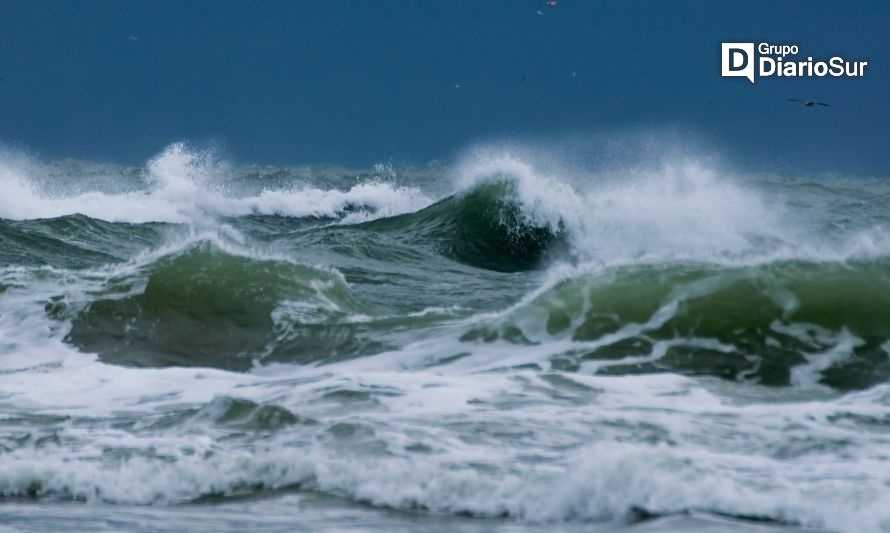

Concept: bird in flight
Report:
left=788, top=99, right=830, bottom=107
left=546, top=0, right=557, bottom=5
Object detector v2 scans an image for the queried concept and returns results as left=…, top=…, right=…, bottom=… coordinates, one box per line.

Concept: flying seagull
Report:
left=546, top=0, right=557, bottom=5
left=788, top=99, right=830, bottom=107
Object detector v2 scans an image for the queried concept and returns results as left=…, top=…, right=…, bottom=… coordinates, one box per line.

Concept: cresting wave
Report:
left=446, top=149, right=890, bottom=266
left=0, top=143, right=432, bottom=224
left=470, top=260, right=890, bottom=390
left=362, top=180, right=566, bottom=271
left=3, top=141, right=890, bottom=531
left=65, top=244, right=369, bottom=371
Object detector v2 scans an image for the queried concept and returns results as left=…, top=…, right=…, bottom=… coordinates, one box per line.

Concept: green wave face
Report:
left=363, top=180, right=564, bottom=272
left=65, top=245, right=366, bottom=371
left=0, top=215, right=165, bottom=268
left=468, top=260, right=890, bottom=390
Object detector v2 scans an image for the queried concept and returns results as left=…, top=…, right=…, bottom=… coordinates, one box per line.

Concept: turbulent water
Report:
left=2, top=142, right=890, bottom=532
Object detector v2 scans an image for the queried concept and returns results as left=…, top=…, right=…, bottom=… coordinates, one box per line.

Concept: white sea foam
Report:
left=452, top=148, right=890, bottom=266
left=2, top=354, right=890, bottom=531
left=0, top=143, right=431, bottom=224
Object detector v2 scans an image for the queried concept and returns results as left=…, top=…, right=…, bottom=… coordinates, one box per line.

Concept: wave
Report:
left=462, top=260, right=890, bottom=390
left=65, top=243, right=370, bottom=371
left=0, top=143, right=431, bottom=225
left=1, top=411, right=886, bottom=531
left=448, top=150, right=797, bottom=265
left=362, top=180, right=565, bottom=271
left=0, top=215, right=165, bottom=268
left=354, top=149, right=890, bottom=271
left=49, top=245, right=890, bottom=390
left=60, top=242, right=464, bottom=371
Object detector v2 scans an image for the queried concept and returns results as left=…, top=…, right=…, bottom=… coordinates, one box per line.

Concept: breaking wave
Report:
left=0, top=143, right=431, bottom=224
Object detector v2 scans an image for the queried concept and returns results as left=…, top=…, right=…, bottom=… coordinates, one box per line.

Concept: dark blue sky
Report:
left=0, top=1, right=888, bottom=174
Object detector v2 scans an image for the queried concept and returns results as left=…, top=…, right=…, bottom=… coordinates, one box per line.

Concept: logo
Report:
left=721, top=42, right=868, bottom=84
left=722, top=43, right=755, bottom=83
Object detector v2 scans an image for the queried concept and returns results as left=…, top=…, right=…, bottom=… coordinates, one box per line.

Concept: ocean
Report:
left=1, top=141, right=890, bottom=532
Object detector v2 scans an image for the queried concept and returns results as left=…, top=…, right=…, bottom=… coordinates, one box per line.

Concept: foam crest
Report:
left=452, top=148, right=890, bottom=265
left=0, top=143, right=431, bottom=224
left=238, top=182, right=432, bottom=223
left=572, top=161, right=791, bottom=263
left=454, top=150, right=581, bottom=235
